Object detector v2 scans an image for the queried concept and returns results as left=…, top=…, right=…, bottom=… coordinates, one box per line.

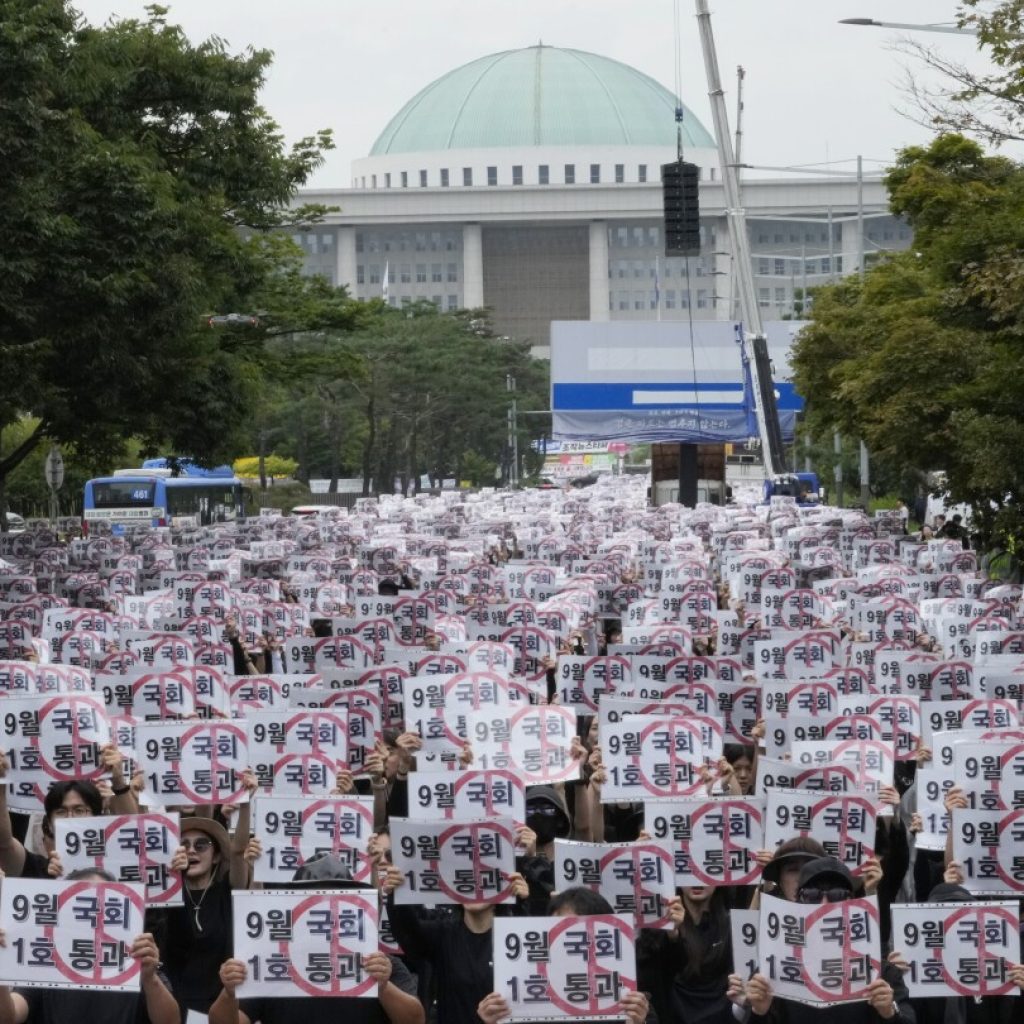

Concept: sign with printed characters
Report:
left=407, top=770, right=526, bottom=824
left=232, top=889, right=379, bottom=998
left=389, top=818, right=518, bottom=905
left=0, top=878, right=145, bottom=990
left=951, top=809, right=1024, bottom=895
left=493, top=914, right=637, bottom=1020
left=466, top=706, right=580, bottom=784
left=645, top=798, right=765, bottom=887
left=554, top=840, right=676, bottom=928
left=54, top=813, right=182, bottom=905
left=252, top=796, right=374, bottom=886
left=757, top=893, right=882, bottom=1007
left=891, top=902, right=1021, bottom=999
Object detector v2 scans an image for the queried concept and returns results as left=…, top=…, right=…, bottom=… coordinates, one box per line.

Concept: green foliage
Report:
left=792, top=134, right=1024, bottom=546
left=233, top=455, right=298, bottom=479
left=0, top=2, right=333, bottom=493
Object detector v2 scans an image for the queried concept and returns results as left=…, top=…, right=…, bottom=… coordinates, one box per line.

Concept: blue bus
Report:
left=83, top=467, right=245, bottom=530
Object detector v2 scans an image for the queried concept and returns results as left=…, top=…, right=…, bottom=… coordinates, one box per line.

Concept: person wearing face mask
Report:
left=517, top=785, right=573, bottom=914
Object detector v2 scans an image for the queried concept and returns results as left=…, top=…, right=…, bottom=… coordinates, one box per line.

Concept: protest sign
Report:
left=247, top=710, right=349, bottom=796
left=466, top=705, right=580, bottom=784
left=755, top=757, right=859, bottom=796
left=135, top=720, right=248, bottom=805
left=556, top=656, right=630, bottom=712
left=54, top=813, right=182, bottom=905
left=389, top=817, right=517, bottom=905
left=758, top=893, right=881, bottom=1008
left=251, top=796, right=374, bottom=885
left=951, top=809, right=1024, bottom=895
left=954, top=742, right=1024, bottom=812
left=3, top=693, right=111, bottom=812
left=645, top=797, right=765, bottom=886
left=731, top=908, right=760, bottom=978
left=763, top=790, right=876, bottom=875
left=554, top=839, right=676, bottom=928
left=915, top=768, right=955, bottom=852
left=892, top=901, right=1021, bottom=998
left=407, top=769, right=526, bottom=824
left=0, top=877, right=145, bottom=990
left=232, top=889, right=378, bottom=998
left=493, top=914, right=637, bottom=1021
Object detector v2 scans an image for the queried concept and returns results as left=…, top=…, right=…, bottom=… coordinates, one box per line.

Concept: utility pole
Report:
left=694, top=0, right=783, bottom=477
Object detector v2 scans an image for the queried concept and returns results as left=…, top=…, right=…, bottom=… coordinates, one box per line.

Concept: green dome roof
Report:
left=370, top=45, right=714, bottom=155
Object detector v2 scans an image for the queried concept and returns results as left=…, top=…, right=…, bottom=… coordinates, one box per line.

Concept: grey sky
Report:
left=72, top=0, right=993, bottom=187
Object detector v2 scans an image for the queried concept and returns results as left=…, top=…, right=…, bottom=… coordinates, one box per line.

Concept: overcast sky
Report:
left=72, top=0, right=996, bottom=188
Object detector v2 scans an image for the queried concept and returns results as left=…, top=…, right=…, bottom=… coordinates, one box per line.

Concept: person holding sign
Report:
left=745, top=858, right=912, bottom=1024
left=0, top=868, right=180, bottom=1024
left=383, top=862, right=530, bottom=1024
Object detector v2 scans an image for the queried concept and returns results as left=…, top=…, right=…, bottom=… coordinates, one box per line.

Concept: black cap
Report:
left=292, top=853, right=365, bottom=888
left=762, top=848, right=821, bottom=885
left=927, top=881, right=973, bottom=903
left=797, top=856, right=855, bottom=892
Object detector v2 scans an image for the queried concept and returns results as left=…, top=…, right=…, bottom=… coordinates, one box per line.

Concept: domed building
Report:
left=293, top=44, right=909, bottom=355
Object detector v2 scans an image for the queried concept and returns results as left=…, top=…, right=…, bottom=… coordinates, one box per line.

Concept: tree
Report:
left=791, top=134, right=1024, bottom=545
left=0, top=2, right=334, bottom=522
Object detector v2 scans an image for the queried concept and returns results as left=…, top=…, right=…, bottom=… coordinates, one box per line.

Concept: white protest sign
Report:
left=251, top=795, right=374, bottom=885
left=602, top=714, right=720, bottom=801
left=407, top=769, right=526, bottom=824
left=0, top=877, right=145, bottom=990
left=756, top=757, right=859, bottom=796
left=763, top=790, right=876, bottom=876
left=97, top=670, right=196, bottom=720
left=731, top=908, right=760, bottom=978
left=55, top=812, right=182, bottom=905
left=954, top=742, right=1024, bottom=812
left=951, top=809, right=1024, bottom=895
left=790, top=739, right=895, bottom=808
left=645, top=797, right=765, bottom=886
left=247, top=710, right=349, bottom=796
left=758, top=893, right=881, bottom=1008
left=232, top=889, right=378, bottom=998
left=556, top=656, right=631, bottom=711
left=3, top=693, right=111, bottom=812
left=135, top=720, right=248, bottom=805
left=466, top=705, right=580, bottom=784
left=390, top=817, right=517, bottom=905
left=892, top=901, right=1021, bottom=998
left=493, top=914, right=637, bottom=1021
left=915, top=768, right=955, bottom=852
left=554, top=839, right=676, bottom=928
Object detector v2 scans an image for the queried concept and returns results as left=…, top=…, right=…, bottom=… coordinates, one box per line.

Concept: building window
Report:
left=615, top=163, right=625, bottom=183
left=415, top=232, right=426, bottom=251
left=775, top=288, right=786, bottom=305
left=590, top=163, right=601, bottom=184
left=758, top=258, right=770, bottom=275
left=400, top=264, right=411, bottom=284
left=487, top=166, right=498, bottom=186
left=447, top=295, right=458, bottom=310
left=416, top=264, right=427, bottom=283
left=638, top=164, right=647, bottom=183
left=616, top=226, right=628, bottom=246
left=634, top=291, right=645, bottom=310
left=774, top=259, right=785, bottom=276
left=665, top=289, right=676, bottom=309
left=821, top=257, right=831, bottom=274
left=680, top=293, right=689, bottom=309
left=355, top=233, right=364, bottom=253
left=633, top=261, right=644, bottom=279
left=565, top=164, right=575, bottom=184
left=356, top=265, right=365, bottom=284
left=419, top=170, right=427, bottom=187
left=371, top=175, right=378, bottom=189
left=321, top=233, right=333, bottom=249
left=538, top=164, right=549, bottom=185
left=648, top=226, right=660, bottom=246
left=430, top=231, right=441, bottom=251
left=401, top=171, right=408, bottom=188
left=512, top=165, right=523, bottom=186
left=306, top=234, right=318, bottom=254
left=616, top=261, right=626, bottom=279
left=432, top=295, right=442, bottom=307
left=758, top=288, right=770, bottom=308
left=431, top=263, right=442, bottom=282
left=463, top=167, right=473, bottom=186
left=440, top=168, right=449, bottom=187
left=697, top=290, right=709, bottom=309
left=445, top=233, right=457, bottom=251
left=650, top=290, right=658, bottom=309
left=446, top=263, right=457, bottom=282
left=369, top=264, right=381, bottom=284
left=835, top=256, right=843, bottom=272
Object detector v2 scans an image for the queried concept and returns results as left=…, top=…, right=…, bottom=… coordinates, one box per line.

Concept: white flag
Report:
left=382, top=260, right=390, bottom=302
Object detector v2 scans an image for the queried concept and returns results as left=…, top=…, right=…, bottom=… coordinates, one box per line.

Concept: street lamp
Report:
left=838, top=18, right=974, bottom=35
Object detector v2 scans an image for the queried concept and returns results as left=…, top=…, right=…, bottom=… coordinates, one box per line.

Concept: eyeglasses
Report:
left=52, top=805, right=93, bottom=818
left=798, top=886, right=851, bottom=904
left=181, top=838, right=214, bottom=853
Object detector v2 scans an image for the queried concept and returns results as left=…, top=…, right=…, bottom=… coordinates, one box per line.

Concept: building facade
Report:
left=291, top=45, right=909, bottom=356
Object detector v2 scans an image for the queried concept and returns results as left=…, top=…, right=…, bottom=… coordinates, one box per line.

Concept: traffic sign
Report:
left=44, top=447, right=64, bottom=491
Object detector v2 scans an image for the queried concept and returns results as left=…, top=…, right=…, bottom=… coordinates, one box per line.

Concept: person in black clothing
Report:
left=382, top=862, right=530, bottom=1024
left=638, top=884, right=735, bottom=1024
left=476, top=887, right=652, bottom=1024
left=745, top=857, right=914, bottom=1024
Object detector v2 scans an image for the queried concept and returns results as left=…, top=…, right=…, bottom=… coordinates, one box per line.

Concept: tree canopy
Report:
left=0, top=1, right=335, bottom=514
left=791, top=133, right=1024, bottom=543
